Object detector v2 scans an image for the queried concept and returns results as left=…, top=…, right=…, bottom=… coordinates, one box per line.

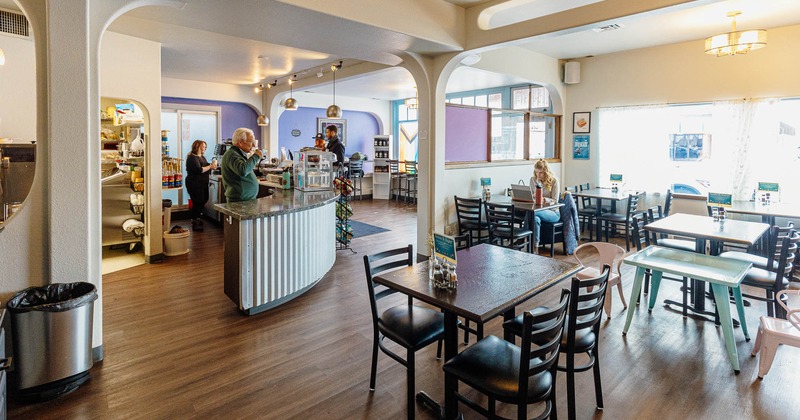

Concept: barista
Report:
left=325, top=124, right=345, bottom=167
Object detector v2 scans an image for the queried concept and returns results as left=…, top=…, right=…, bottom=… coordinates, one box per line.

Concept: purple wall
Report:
left=278, top=107, right=379, bottom=169
left=162, top=97, right=259, bottom=140
left=445, top=106, right=489, bottom=162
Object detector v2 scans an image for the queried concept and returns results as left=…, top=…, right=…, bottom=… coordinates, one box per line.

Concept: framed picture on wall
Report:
left=573, top=135, right=589, bottom=159
left=572, top=112, right=591, bottom=133
left=318, top=118, right=347, bottom=146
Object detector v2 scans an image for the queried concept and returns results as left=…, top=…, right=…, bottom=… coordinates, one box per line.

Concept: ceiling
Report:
left=4, top=0, right=800, bottom=101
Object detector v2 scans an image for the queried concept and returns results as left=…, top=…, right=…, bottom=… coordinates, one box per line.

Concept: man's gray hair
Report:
left=232, top=128, right=254, bottom=145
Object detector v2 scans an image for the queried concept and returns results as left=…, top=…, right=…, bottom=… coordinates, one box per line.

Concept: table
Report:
left=485, top=194, right=563, bottom=242
left=644, top=213, right=769, bottom=316
left=573, top=188, right=637, bottom=240
left=373, top=243, right=580, bottom=420
left=727, top=201, right=800, bottom=226
left=622, top=246, right=751, bottom=373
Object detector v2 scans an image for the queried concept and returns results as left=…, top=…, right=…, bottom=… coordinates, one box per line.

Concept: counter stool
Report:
left=348, top=160, right=364, bottom=200
left=402, top=161, right=417, bottom=203
left=388, top=160, right=405, bottom=201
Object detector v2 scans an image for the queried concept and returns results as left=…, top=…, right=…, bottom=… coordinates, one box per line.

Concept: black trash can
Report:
left=6, top=282, right=98, bottom=401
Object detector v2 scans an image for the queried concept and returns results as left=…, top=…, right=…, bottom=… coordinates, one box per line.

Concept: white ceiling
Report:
left=4, top=0, right=800, bottom=101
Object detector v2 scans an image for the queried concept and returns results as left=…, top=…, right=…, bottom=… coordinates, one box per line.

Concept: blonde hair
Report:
left=533, top=159, right=555, bottom=191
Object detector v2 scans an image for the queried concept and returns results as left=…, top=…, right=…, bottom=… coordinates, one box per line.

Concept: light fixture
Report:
left=284, top=75, right=298, bottom=111
left=0, top=48, right=5, bottom=66
left=705, top=11, right=767, bottom=57
left=404, top=87, right=418, bottom=109
left=256, top=84, right=269, bottom=126
left=326, top=61, right=343, bottom=118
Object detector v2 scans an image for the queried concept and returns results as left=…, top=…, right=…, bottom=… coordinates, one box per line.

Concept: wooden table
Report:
left=573, top=188, right=637, bottom=240
left=726, top=201, right=800, bottom=226
left=622, top=246, right=751, bottom=373
left=373, top=243, right=581, bottom=420
left=644, top=213, right=769, bottom=316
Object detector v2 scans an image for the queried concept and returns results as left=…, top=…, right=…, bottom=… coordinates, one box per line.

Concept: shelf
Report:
left=162, top=186, right=183, bottom=190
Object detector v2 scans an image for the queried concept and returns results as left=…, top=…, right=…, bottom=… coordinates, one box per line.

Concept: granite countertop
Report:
left=214, top=189, right=338, bottom=220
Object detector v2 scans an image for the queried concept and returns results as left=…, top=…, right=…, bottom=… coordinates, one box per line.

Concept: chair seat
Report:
left=493, top=227, right=533, bottom=239
left=596, top=212, right=627, bottom=222
left=442, top=335, right=553, bottom=403
left=461, top=220, right=488, bottom=230
left=378, top=305, right=445, bottom=349
left=719, top=251, right=772, bottom=270
left=578, top=209, right=596, bottom=217
left=504, top=310, right=596, bottom=354
left=760, top=316, right=800, bottom=340
left=577, top=267, right=620, bottom=284
left=742, top=268, right=789, bottom=289
left=657, top=238, right=696, bottom=252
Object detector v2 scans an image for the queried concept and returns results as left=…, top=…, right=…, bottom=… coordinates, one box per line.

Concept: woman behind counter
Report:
left=529, top=159, right=560, bottom=249
left=185, top=140, right=217, bottom=232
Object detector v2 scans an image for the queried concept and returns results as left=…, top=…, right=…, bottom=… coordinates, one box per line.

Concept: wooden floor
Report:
left=10, top=199, right=798, bottom=419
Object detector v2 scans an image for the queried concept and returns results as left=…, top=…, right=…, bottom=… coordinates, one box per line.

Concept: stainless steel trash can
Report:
left=6, top=282, right=97, bottom=401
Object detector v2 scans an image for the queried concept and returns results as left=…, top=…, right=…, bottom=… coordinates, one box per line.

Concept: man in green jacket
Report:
left=221, top=127, right=262, bottom=202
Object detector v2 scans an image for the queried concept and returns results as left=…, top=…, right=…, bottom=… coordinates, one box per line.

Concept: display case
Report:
left=293, top=150, right=336, bottom=192
left=372, top=135, right=392, bottom=199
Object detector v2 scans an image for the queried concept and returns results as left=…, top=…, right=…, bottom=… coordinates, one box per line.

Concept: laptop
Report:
left=510, top=184, right=534, bottom=202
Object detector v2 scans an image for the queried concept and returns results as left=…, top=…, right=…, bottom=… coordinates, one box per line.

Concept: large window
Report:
left=598, top=98, right=800, bottom=201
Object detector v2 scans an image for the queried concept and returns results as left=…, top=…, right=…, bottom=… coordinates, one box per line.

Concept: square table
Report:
left=573, top=188, right=637, bottom=241
left=622, top=246, right=752, bottom=373
left=373, top=243, right=581, bottom=419
left=643, top=213, right=768, bottom=317
left=727, top=201, right=800, bottom=226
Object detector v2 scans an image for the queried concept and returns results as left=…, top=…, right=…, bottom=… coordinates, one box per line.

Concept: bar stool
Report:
left=388, top=160, right=405, bottom=201
left=402, top=161, right=417, bottom=203
left=348, top=160, right=364, bottom=200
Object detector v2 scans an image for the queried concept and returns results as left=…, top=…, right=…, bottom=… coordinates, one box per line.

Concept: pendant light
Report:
left=705, top=11, right=767, bottom=57
left=284, top=75, right=298, bottom=111
left=256, top=80, right=277, bottom=126
left=326, top=61, right=343, bottom=118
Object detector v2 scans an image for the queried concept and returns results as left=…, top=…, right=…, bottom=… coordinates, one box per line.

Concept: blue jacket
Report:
left=559, top=192, right=580, bottom=255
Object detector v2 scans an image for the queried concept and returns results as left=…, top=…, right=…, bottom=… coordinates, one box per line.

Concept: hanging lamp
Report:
left=256, top=80, right=277, bottom=126
left=326, top=60, right=343, bottom=118
left=704, top=11, right=767, bottom=57
left=284, top=75, right=298, bottom=110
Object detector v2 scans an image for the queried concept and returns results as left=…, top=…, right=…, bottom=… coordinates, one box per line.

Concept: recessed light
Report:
left=257, top=55, right=270, bottom=60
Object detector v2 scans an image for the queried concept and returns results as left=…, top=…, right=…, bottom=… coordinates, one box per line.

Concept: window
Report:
left=511, top=86, right=551, bottom=111
left=490, top=110, right=526, bottom=161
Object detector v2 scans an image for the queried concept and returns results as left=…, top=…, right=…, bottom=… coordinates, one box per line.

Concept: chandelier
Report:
left=704, top=11, right=766, bottom=57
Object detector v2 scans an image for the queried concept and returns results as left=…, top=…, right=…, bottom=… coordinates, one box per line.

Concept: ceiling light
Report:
left=284, top=75, right=298, bottom=111
left=705, top=11, right=766, bottom=57
left=404, top=87, right=418, bottom=110
left=326, top=61, right=343, bottom=118
left=256, top=84, right=269, bottom=126
left=0, top=48, right=5, bottom=65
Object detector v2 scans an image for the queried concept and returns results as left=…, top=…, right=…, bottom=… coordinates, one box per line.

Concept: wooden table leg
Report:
left=623, top=267, right=646, bottom=335
left=710, top=283, right=740, bottom=373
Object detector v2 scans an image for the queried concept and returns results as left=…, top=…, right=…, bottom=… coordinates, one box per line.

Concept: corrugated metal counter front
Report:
left=215, top=189, right=338, bottom=315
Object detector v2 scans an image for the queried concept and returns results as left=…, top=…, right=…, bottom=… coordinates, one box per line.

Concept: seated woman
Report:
left=530, top=159, right=560, bottom=248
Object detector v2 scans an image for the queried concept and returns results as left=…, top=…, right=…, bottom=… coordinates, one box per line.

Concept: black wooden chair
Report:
left=401, top=160, right=417, bottom=202
left=443, top=289, right=571, bottom=420
left=735, top=230, right=799, bottom=318
left=596, top=192, right=644, bottom=251
left=451, top=232, right=483, bottom=344
left=577, top=183, right=597, bottom=240
left=454, top=196, right=488, bottom=246
left=364, top=245, right=445, bottom=420
left=485, top=202, right=533, bottom=253
left=388, top=160, right=405, bottom=201
left=504, top=266, right=611, bottom=420
left=540, top=220, right=565, bottom=257
left=720, top=222, right=795, bottom=270
left=650, top=189, right=673, bottom=222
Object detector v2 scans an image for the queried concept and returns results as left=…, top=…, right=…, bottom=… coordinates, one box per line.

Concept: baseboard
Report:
left=145, top=253, right=164, bottom=264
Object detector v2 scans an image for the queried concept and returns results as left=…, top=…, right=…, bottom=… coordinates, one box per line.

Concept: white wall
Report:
left=162, top=77, right=260, bottom=110
left=100, top=31, right=163, bottom=256
left=562, top=24, right=800, bottom=190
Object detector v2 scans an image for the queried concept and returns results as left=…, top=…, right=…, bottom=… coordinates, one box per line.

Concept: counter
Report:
left=215, top=189, right=338, bottom=315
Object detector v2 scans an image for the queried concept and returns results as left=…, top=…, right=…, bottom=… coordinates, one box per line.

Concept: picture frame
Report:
left=317, top=118, right=347, bottom=146
left=572, top=112, right=591, bottom=133
left=573, top=135, right=589, bottom=159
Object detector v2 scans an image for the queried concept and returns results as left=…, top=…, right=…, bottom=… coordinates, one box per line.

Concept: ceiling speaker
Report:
left=564, top=61, right=580, bottom=84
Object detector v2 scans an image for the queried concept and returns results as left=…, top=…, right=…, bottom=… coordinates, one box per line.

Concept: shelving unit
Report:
left=372, top=135, right=392, bottom=200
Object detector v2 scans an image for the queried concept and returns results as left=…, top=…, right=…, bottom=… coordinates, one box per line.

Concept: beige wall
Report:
left=562, top=24, right=800, bottom=189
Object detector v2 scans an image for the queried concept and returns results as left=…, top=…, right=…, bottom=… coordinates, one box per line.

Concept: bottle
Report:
left=535, top=182, right=543, bottom=206
left=174, top=160, right=182, bottom=188
left=751, top=189, right=756, bottom=202
left=167, top=162, right=174, bottom=188
left=161, top=130, right=169, bottom=158
left=162, top=161, right=168, bottom=187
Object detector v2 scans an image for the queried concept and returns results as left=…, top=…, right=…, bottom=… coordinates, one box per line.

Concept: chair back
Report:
left=776, top=289, right=800, bottom=332
left=349, top=160, right=363, bottom=178
left=484, top=202, right=524, bottom=238
left=579, top=183, right=594, bottom=210
left=630, top=214, right=650, bottom=251
left=766, top=222, right=796, bottom=267
left=388, top=160, right=401, bottom=176
left=518, top=289, right=571, bottom=397
left=624, top=192, right=643, bottom=218
left=770, top=231, right=799, bottom=291
left=363, top=245, right=414, bottom=320
left=574, top=243, right=625, bottom=277
left=404, top=161, right=417, bottom=176
left=453, top=232, right=471, bottom=251
left=670, top=193, right=708, bottom=216
left=566, top=185, right=579, bottom=194
left=454, top=195, right=483, bottom=228
left=663, top=190, right=673, bottom=217
left=566, top=265, right=611, bottom=350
